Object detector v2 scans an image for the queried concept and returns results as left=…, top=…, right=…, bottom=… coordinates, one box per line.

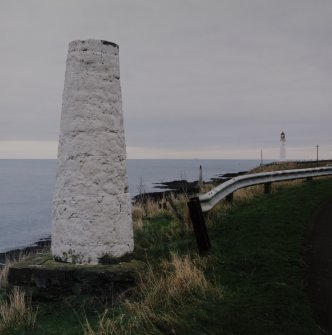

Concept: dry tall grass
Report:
left=0, top=253, right=29, bottom=290
left=234, top=185, right=263, bottom=202
left=0, top=286, right=38, bottom=332
left=136, top=253, right=217, bottom=306
left=132, top=197, right=167, bottom=227
left=132, top=194, right=191, bottom=229
left=0, top=263, right=9, bottom=290
left=84, top=253, right=221, bottom=335
left=250, top=160, right=332, bottom=174
left=211, top=178, right=310, bottom=208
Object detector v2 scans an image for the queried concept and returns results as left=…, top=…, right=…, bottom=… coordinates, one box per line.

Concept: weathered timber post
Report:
left=264, top=182, right=272, bottom=194
left=187, top=197, right=211, bottom=255
left=226, top=192, right=234, bottom=203
left=51, top=40, right=133, bottom=264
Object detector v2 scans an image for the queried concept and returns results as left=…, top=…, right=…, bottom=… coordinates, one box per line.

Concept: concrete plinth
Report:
left=51, top=40, right=133, bottom=264
left=8, top=253, right=144, bottom=296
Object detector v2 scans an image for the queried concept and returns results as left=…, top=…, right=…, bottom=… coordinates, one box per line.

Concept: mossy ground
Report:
left=10, top=252, right=144, bottom=272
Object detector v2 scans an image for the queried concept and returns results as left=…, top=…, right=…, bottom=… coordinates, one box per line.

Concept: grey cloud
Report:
left=0, top=0, right=331, bottom=158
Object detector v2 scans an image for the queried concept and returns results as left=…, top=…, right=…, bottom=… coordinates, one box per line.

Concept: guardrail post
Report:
left=226, top=193, right=233, bottom=203
left=264, top=182, right=272, bottom=194
left=187, top=197, right=211, bottom=255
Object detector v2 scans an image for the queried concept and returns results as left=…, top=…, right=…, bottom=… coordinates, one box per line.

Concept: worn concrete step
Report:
left=8, top=252, right=145, bottom=296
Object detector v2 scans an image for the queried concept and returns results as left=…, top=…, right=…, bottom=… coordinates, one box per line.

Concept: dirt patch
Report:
left=306, top=198, right=332, bottom=334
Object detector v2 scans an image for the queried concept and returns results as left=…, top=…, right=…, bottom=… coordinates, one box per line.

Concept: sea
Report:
left=0, top=159, right=261, bottom=253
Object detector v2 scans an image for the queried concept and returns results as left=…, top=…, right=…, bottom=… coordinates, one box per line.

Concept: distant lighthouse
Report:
left=280, top=132, right=286, bottom=161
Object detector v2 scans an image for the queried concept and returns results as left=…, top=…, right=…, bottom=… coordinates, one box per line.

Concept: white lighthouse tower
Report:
left=280, top=132, right=286, bottom=161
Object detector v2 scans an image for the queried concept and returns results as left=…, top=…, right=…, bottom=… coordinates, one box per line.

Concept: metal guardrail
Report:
left=199, top=166, right=332, bottom=212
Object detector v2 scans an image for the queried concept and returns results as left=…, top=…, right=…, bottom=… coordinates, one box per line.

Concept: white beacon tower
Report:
left=280, top=132, right=286, bottom=161
left=51, top=40, right=134, bottom=265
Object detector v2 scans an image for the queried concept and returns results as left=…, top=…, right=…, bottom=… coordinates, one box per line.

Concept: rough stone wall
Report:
left=51, top=40, right=134, bottom=264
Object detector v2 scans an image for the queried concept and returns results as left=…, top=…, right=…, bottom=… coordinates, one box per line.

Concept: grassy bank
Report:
left=204, top=178, right=332, bottom=334
left=1, top=178, right=332, bottom=334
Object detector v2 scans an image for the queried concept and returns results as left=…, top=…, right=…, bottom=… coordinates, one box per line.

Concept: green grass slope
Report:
left=2, top=178, right=332, bottom=334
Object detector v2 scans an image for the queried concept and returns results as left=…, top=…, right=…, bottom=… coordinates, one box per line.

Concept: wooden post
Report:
left=187, top=197, right=211, bottom=255
left=226, top=192, right=233, bottom=203
left=264, top=182, right=272, bottom=194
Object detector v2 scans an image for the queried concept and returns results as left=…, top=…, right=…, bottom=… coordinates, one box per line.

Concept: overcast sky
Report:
left=0, top=0, right=331, bottom=160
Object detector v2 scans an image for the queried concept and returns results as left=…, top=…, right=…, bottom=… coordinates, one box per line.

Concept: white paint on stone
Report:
left=51, top=40, right=134, bottom=264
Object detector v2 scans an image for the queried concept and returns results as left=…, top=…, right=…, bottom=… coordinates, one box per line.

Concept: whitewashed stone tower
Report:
left=280, top=131, right=286, bottom=161
left=51, top=40, right=134, bottom=264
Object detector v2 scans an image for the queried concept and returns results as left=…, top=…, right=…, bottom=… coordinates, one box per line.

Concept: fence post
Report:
left=187, top=197, right=211, bottom=255
left=226, top=192, right=234, bottom=203
left=264, top=182, right=272, bottom=194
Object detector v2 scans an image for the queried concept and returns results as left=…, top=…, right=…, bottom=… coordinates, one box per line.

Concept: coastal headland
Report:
left=1, top=160, right=332, bottom=334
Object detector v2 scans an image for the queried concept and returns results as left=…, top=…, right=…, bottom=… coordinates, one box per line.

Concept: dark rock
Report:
left=133, top=180, right=201, bottom=204
left=0, top=236, right=51, bottom=265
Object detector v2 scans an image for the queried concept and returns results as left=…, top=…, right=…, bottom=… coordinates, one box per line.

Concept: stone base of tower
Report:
left=7, top=252, right=144, bottom=296
left=52, top=192, right=134, bottom=265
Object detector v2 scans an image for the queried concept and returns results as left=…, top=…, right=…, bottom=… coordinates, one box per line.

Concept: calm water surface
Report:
left=0, top=159, right=261, bottom=252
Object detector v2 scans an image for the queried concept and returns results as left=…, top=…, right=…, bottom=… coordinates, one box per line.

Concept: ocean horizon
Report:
left=0, top=159, right=263, bottom=253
